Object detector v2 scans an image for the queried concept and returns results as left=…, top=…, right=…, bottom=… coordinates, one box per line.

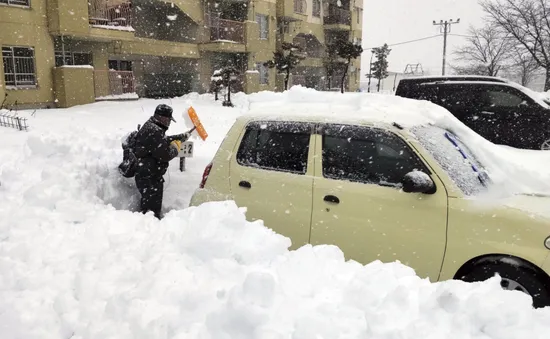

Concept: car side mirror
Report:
left=401, top=171, right=436, bottom=194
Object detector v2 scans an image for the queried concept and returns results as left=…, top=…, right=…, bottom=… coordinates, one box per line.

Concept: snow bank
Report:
left=2, top=88, right=550, bottom=338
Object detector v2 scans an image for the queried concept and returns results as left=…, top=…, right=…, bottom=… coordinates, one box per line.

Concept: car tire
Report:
left=458, top=262, right=550, bottom=308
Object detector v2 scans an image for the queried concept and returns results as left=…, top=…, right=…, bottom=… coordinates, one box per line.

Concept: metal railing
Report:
left=294, top=0, right=307, bottom=14
left=88, top=0, right=133, bottom=27
left=94, top=70, right=136, bottom=97
left=0, top=112, right=28, bottom=131
left=206, top=14, right=245, bottom=43
left=324, top=5, right=352, bottom=25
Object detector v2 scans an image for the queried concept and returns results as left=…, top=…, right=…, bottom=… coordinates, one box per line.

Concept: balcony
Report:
left=201, top=13, right=246, bottom=53
left=324, top=5, right=351, bottom=29
left=208, top=16, right=245, bottom=43
left=88, top=0, right=133, bottom=28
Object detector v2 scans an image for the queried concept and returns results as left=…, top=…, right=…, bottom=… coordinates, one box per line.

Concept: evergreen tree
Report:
left=371, top=44, right=391, bottom=92
left=264, top=42, right=306, bottom=90
left=330, top=37, right=363, bottom=93
left=323, top=43, right=342, bottom=90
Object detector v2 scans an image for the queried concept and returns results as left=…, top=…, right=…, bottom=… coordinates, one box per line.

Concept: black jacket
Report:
left=134, top=117, right=178, bottom=179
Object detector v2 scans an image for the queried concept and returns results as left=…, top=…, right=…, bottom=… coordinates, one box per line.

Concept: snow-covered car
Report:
left=189, top=112, right=550, bottom=308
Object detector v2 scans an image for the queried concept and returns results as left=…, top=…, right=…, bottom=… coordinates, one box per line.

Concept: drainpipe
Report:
left=61, top=35, right=66, bottom=65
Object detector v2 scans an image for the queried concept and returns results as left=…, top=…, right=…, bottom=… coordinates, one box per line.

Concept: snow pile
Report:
left=2, top=88, right=550, bottom=338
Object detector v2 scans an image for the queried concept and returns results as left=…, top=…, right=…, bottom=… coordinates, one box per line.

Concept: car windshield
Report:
left=410, top=125, right=491, bottom=196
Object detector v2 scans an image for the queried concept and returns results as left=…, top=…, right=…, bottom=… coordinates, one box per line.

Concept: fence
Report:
left=94, top=70, right=136, bottom=97
left=324, top=5, right=351, bottom=25
left=0, top=112, right=28, bottom=131
left=88, top=0, right=133, bottom=27
left=206, top=14, right=245, bottom=43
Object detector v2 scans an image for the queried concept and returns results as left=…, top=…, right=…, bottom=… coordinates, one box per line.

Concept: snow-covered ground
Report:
left=1, top=87, right=550, bottom=338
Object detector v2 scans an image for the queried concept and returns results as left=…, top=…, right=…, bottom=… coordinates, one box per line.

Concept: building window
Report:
left=55, top=51, right=93, bottom=67
left=278, top=20, right=289, bottom=34
left=313, top=0, right=321, bottom=17
left=357, top=9, right=362, bottom=24
left=256, top=14, right=269, bottom=40
left=256, top=63, right=269, bottom=85
left=2, top=46, right=36, bottom=88
left=0, top=0, right=30, bottom=6
left=108, top=60, right=132, bottom=71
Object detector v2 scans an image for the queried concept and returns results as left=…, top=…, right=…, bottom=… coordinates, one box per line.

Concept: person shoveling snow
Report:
left=119, top=104, right=194, bottom=219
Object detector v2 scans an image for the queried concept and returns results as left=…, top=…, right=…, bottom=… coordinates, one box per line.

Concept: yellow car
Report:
left=189, top=114, right=550, bottom=308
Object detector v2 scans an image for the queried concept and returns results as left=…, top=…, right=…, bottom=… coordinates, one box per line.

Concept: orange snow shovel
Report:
left=187, top=106, right=208, bottom=141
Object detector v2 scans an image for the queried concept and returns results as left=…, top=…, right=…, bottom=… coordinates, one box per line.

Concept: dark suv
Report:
left=395, top=76, right=550, bottom=150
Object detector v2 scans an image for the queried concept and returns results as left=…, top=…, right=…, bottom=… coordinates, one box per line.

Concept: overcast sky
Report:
left=361, top=0, right=486, bottom=79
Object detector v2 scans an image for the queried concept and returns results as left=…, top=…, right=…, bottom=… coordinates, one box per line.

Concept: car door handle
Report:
left=239, top=180, right=251, bottom=189
left=480, top=111, right=495, bottom=115
left=323, top=195, right=340, bottom=204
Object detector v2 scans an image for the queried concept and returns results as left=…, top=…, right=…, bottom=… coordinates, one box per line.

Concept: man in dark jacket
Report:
left=134, top=104, right=186, bottom=219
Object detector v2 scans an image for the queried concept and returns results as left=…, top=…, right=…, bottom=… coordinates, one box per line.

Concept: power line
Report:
left=363, top=35, right=442, bottom=50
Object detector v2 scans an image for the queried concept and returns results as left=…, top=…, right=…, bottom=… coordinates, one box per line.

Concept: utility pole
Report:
left=433, top=18, right=460, bottom=75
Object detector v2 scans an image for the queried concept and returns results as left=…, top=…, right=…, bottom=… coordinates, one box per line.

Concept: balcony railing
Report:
left=205, top=14, right=245, bottom=43
left=324, top=5, right=351, bottom=25
left=88, top=0, right=133, bottom=27
left=294, top=0, right=307, bottom=15
left=94, top=70, right=136, bottom=97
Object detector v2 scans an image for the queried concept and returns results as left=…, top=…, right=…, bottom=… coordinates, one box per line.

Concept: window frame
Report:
left=312, top=0, right=321, bottom=18
left=235, top=120, right=314, bottom=175
left=255, top=14, right=269, bottom=40
left=2, top=45, right=37, bottom=89
left=55, top=51, right=93, bottom=67
left=317, top=123, right=432, bottom=187
left=0, top=0, right=31, bottom=7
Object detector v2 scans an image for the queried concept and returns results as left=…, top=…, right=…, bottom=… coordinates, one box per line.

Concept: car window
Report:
left=411, top=125, right=489, bottom=196
left=439, top=85, right=481, bottom=117
left=236, top=121, right=312, bottom=174
left=320, top=124, right=427, bottom=186
left=480, top=89, right=527, bottom=108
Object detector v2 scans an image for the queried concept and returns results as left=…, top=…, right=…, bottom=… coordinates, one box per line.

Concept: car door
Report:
left=309, top=123, right=449, bottom=282
left=476, top=85, right=546, bottom=149
left=229, top=120, right=315, bottom=250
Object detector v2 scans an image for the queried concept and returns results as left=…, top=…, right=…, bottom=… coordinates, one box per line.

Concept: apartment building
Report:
left=0, top=0, right=363, bottom=108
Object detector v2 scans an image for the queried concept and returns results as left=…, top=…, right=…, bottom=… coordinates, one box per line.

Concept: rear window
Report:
left=236, top=121, right=312, bottom=174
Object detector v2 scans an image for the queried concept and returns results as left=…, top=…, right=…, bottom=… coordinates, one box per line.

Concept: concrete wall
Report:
left=0, top=0, right=55, bottom=108
left=53, top=66, right=95, bottom=108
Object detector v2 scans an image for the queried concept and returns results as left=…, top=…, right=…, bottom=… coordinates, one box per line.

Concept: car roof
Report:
left=399, top=75, right=509, bottom=83
left=236, top=113, right=414, bottom=133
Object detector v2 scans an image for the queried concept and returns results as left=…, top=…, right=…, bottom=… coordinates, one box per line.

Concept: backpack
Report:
left=118, top=124, right=141, bottom=178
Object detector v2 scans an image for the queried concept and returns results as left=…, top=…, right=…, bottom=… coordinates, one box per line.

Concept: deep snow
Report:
left=1, top=87, right=550, bottom=338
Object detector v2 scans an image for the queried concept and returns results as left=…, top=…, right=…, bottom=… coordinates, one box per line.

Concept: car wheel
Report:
left=458, top=262, right=550, bottom=308
left=541, top=138, right=550, bottom=150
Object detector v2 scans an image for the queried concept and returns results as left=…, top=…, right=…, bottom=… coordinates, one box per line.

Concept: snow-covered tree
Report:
left=210, top=69, right=223, bottom=101
left=264, top=42, right=306, bottom=90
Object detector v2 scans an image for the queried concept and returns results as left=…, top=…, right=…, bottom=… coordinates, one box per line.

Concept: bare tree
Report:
left=452, top=23, right=512, bottom=76
left=510, top=47, right=540, bottom=86
left=480, top=0, right=550, bottom=90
